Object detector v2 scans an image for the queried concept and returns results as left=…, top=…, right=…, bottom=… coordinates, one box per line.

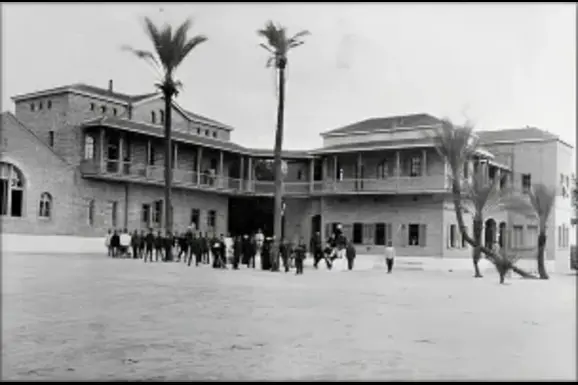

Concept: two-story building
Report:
left=0, top=81, right=573, bottom=270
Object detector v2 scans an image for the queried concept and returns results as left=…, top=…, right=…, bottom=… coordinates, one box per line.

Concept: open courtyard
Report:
left=2, top=252, right=576, bottom=381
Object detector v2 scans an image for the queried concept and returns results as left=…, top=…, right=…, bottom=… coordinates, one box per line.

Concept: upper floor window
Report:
left=38, top=101, right=43, bottom=110
left=151, top=111, right=156, bottom=124
left=197, top=128, right=201, bottom=135
left=0, top=162, right=24, bottom=217
left=39, top=192, right=52, bottom=218
left=297, top=170, right=303, bottom=180
left=159, top=110, right=165, bottom=124
left=30, top=103, right=35, bottom=111
left=84, top=135, right=95, bottom=160
left=212, top=131, right=217, bottom=138
left=410, top=156, right=421, bottom=177
left=88, top=199, right=95, bottom=226
left=205, top=129, right=210, bottom=137
left=90, top=103, right=95, bottom=111
left=522, top=174, right=531, bottom=193
left=100, top=105, right=107, bottom=113
left=207, top=209, right=217, bottom=228
left=48, top=131, right=55, bottom=147
left=47, top=100, right=52, bottom=109
left=377, top=159, right=390, bottom=179
left=113, top=108, right=118, bottom=116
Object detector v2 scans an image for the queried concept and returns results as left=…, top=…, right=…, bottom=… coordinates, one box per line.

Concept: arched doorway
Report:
left=484, top=218, right=497, bottom=248
left=0, top=162, right=25, bottom=217
left=498, top=222, right=507, bottom=248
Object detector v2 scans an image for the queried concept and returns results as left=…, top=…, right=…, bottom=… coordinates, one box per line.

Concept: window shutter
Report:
left=342, top=223, right=353, bottom=243
left=400, top=225, right=407, bottom=247
left=363, top=223, right=374, bottom=244
left=386, top=223, right=393, bottom=245
left=420, top=224, right=427, bottom=247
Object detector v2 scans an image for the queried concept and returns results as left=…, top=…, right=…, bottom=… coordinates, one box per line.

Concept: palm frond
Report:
left=432, top=118, right=478, bottom=178
left=528, top=183, right=556, bottom=227
left=121, top=45, right=163, bottom=79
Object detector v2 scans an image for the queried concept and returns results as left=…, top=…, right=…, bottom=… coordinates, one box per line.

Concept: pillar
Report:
left=118, top=132, right=124, bottom=174
left=196, top=147, right=202, bottom=185
left=219, top=150, right=224, bottom=188
left=309, top=158, right=315, bottom=193
left=240, top=156, right=245, bottom=190
left=395, top=151, right=401, bottom=177
left=173, top=142, right=178, bottom=169
left=422, top=149, right=427, bottom=176
left=247, top=157, right=253, bottom=191
left=356, top=152, right=363, bottom=190
left=99, top=127, right=105, bottom=172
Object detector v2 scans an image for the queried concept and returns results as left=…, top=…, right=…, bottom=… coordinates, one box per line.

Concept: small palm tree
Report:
left=257, top=21, right=309, bottom=271
left=433, top=119, right=537, bottom=281
left=501, top=183, right=556, bottom=279
left=462, top=167, right=500, bottom=277
left=124, top=17, right=207, bottom=233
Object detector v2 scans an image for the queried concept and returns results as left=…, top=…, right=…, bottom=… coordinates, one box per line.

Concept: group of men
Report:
left=104, top=228, right=309, bottom=274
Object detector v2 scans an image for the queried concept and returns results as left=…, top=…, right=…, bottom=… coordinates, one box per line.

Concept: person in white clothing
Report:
left=119, top=229, right=132, bottom=258
left=385, top=241, right=395, bottom=273
left=224, top=233, right=234, bottom=263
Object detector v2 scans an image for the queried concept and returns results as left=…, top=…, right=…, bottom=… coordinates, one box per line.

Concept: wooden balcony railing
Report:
left=79, top=159, right=449, bottom=195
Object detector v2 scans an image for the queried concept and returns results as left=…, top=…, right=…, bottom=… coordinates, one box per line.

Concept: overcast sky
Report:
left=2, top=3, right=576, bottom=151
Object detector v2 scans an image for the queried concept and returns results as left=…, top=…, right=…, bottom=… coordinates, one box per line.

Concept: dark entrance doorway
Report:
left=228, top=197, right=274, bottom=237
left=485, top=218, right=497, bottom=248
left=311, top=214, right=321, bottom=238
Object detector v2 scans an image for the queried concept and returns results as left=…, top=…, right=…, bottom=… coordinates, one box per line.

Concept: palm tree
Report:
left=257, top=21, right=309, bottom=271
left=462, top=166, right=500, bottom=277
left=433, top=119, right=537, bottom=281
left=501, top=183, right=556, bottom=279
left=124, top=17, right=207, bottom=234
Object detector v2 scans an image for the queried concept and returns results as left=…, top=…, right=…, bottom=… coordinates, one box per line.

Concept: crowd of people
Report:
left=103, top=224, right=396, bottom=274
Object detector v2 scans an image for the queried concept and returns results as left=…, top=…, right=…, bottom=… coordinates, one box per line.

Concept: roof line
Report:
left=12, top=87, right=131, bottom=105
left=172, top=100, right=234, bottom=132
left=1, top=112, right=73, bottom=167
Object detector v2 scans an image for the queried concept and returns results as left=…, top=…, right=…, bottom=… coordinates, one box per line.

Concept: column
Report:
left=247, top=157, right=253, bottom=191
left=146, top=139, right=152, bottom=178
left=173, top=142, right=178, bottom=169
left=239, top=156, right=245, bottom=191
left=219, top=150, right=224, bottom=188
left=333, top=155, right=338, bottom=191
left=309, top=158, right=315, bottom=193
left=321, top=157, right=327, bottom=192
left=421, top=149, right=427, bottom=176
left=395, top=151, right=401, bottom=177
left=356, top=152, right=363, bottom=190
left=495, top=168, right=502, bottom=190
left=99, top=127, right=105, bottom=172
left=118, top=133, right=124, bottom=175
left=196, top=147, right=202, bottom=185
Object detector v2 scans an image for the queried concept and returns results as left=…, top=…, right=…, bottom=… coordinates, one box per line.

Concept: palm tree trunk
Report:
left=163, top=91, right=173, bottom=234
left=537, top=232, right=549, bottom=279
left=472, top=215, right=483, bottom=277
left=270, top=63, right=286, bottom=272
left=449, top=177, right=537, bottom=280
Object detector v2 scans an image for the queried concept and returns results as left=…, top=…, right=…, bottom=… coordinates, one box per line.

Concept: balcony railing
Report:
left=79, top=159, right=449, bottom=195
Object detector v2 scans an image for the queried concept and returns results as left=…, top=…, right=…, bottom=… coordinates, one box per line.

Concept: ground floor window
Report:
left=449, top=224, right=457, bottom=248
left=191, top=208, right=200, bottom=230
left=111, top=201, right=118, bottom=228
left=153, top=200, right=162, bottom=225
left=141, top=204, right=151, bottom=227
left=88, top=200, right=95, bottom=226
left=352, top=222, right=363, bottom=244
left=39, top=192, right=52, bottom=218
left=0, top=162, right=24, bottom=217
left=512, top=225, right=524, bottom=248
left=207, top=210, right=216, bottom=230
left=408, top=223, right=426, bottom=246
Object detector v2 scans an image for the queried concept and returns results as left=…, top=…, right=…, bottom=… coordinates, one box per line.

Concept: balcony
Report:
left=79, top=159, right=449, bottom=196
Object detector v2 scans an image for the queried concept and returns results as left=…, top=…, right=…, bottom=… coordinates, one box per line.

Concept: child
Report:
left=385, top=240, right=395, bottom=273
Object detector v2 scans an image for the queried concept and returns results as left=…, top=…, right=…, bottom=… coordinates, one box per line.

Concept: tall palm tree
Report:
left=501, top=183, right=556, bottom=279
left=124, top=17, right=207, bottom=234
left=462, top=166, right=500, bottom=278
left=257, top=21, right=309, bottom=271
left=433, top=119, right=537, bottom=280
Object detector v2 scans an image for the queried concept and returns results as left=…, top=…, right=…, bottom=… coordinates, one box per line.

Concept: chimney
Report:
left=108, top=79, right=113, bottom=92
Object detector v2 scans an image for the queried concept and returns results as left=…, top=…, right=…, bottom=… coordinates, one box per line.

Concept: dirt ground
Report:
left=2, top=253, right=575, bottom=381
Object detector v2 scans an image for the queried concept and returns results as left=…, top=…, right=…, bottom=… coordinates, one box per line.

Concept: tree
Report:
left=257, top=21, right=309, bottom=271
left=433, top=119, right=538, bottom=282
left=501, top=183, right=556, bottom=279
left=124, top=18, right=207, bottom=234
left=461, top=166, right=500, bottom=278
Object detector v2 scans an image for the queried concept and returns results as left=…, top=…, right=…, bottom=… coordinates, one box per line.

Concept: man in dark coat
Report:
left=201, top=232, right=211, bottom=264
left=154, top=231, right=164, bottom=262
left=211, top=234, right=224, bottom=268
left=310, top=231, right=323, bottom=269
left=164, top=231, right=175, bottom=262
left=280, top=239, right=292, bottom=273
left=346, top=241, right=356, bottom=271
left=241, top=234, right=252, bottom=267
left=131, top=230, right=140, bottom=260
left=294, top=238, right=307, bottom=275
left=138, top=229, right=146, bottom=258
left=177, top=231, right=189, bottom=262
left=110, top=230, right=120, bottom=258
left=261, top=237, right=272, bottom=271
left=233, top=235, right=242, bottom=270
left=144, top=228, right=155, bottom=263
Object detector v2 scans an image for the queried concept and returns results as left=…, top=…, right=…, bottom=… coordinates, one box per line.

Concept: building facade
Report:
left=0, top=82, right=573, bottom=268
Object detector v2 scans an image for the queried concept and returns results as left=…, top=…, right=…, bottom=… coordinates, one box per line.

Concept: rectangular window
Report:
left=141, top=204, right=151, bottom=226
left=378, top=160, right=390, bottom=179
left=449, top=224, right=457, bottom=248
left=191, top=208, right=200, bottom=230
left=148, top=146, right=156, bottom=166
left=48, top=131, right=55, bottom=147
left=375, top=223, right=386, bottom=246
left=111, top=201, right=118, bottom=228
left=408, top=223, right=426, bottom=246
left=153, top=200, right=162, bottom=225
left=352, top=222, right=363, bottom=244
left=527, top=225, right=538, bottom=248
left=363, top=223, right=374, bottom=244
left=10, top=189, right=23, bottom=217
left=410, top=156, right=421, bottom=177
left=461, top=226, right=468, bottom=248
left=207, top=210, right=216, bottom=229
left=522, top=174, right=532, bottom=193
left=0, top=179, right=7, bottom=216
left=88, top=200, right=95, bottom=226
left=513, top=225, right=523, bottom=248
left=386, top=223, right=393, bottom=245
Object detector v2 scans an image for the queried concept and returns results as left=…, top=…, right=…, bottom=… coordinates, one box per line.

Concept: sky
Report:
left=2, top=3, right=576, bottom=152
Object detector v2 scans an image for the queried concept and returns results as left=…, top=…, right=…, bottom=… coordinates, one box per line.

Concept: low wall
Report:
left=2, top=234, right=106, bottom=254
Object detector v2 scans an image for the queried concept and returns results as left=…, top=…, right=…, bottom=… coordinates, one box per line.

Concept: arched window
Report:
left=84, top=135, right=95, bottom=160
left=0, top=162, right=25, bottom=217
left=159, top=110, right=165, bottom=124
left=377, top=159, right=390, bottom=179
left=39, top=192, right=52, bottom=218
left=151, top=111, right=156, bottom=124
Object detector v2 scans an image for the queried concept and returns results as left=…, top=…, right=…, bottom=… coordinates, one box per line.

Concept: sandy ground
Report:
left=2, top=253, right=576, bottom=381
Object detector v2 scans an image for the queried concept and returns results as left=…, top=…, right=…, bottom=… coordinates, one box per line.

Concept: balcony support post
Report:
left=99, top=127, right=105, bottom=173
left=395, top=151, right=401, bottom=177
left=196, top=147, right=202, bottom=185
left=422, top=149, right=427, bottom=176
left=240, top=156, right=245, bottom=190
left=309, top=158, right=315, bottom=193
left=247, top=157, right=253, bottom=192
left=118, top=133, right=124, bottom=175
left=219, top=150, right=224, bottom=188
left=356, top=152, right=363, bottom=190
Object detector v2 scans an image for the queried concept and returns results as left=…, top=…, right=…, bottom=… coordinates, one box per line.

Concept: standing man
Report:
left=119, top=229, right=131, bottom=258
left=154, top=230, right=164, bottom=262
left=346, top=240, right=356, bottom=271
left=131, top=230, right=140, bottom=260
left=233, top=235, right=242, bottom=270
left=294, top=237, right=307, bottom=275
left=385, top=240, right=395, bottom=273
left=144, top=228, right=155, bottom=263
left=280, top=239, right=291, bottom=273
left=164, top=231, right=175, bottom=262
left=201, top=232, right=211, bottom=265
left=138, top=229, right=146, bottom=258
left=177, top=231, right=189, bottom=262
left=105, top=229, right=113, bottom=257
left=310, top=231, right=323, bottom=269
left=110, top=229, right=120, bottom=258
